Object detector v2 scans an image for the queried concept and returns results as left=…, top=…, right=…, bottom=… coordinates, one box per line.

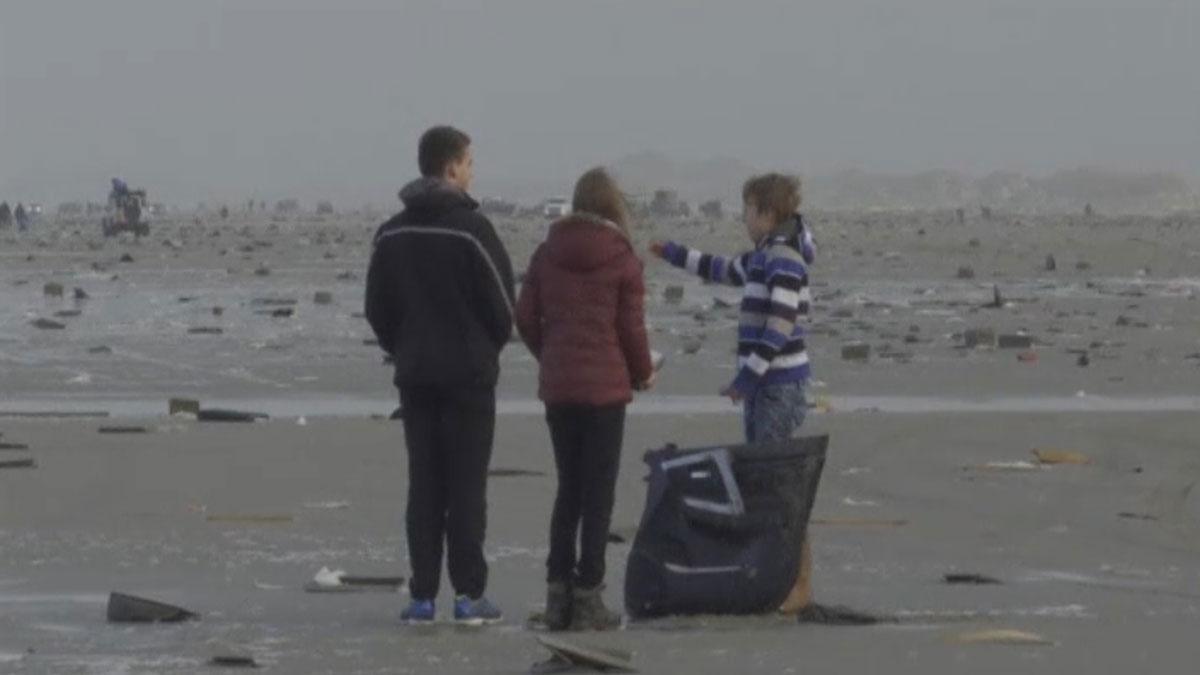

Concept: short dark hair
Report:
left=418, top=126, right=471, bottom=177
left=742, top=173, right=801, bottom=225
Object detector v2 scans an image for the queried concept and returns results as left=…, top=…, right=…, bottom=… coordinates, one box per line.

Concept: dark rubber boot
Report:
left=544, top=582, right=572, bottom=631
left=569, top=586, right=621, bottom=631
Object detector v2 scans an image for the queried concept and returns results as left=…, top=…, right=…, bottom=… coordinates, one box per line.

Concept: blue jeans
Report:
left=744, top=381, right=807, bottom=444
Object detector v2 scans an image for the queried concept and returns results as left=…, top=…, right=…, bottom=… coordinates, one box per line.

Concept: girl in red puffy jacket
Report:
left=516, top=167, right=655, bottom=631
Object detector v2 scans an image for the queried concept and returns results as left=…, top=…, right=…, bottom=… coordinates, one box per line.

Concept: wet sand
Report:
left=2, top=211, right=1200, bottom=672
left=2, top=412, right=1199, bottom=673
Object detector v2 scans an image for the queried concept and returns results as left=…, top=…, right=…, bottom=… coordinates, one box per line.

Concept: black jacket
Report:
left=365, top=178, right=516, bottom=389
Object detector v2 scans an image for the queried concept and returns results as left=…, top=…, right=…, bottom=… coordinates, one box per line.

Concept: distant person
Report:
left=365, top=126, right=515, bottom=625
left=109, top=178, right=129, bottom=201
left=0, top=202, right=11, bottom=229
left=516, top=168, right=655, bottom=631
left=650, top=173, right=818, bottom=616
left=14, top=203, right=29, bottom=232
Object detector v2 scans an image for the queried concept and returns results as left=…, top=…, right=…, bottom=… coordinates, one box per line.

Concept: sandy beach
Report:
left=2, top=211, right=1200, bottom=673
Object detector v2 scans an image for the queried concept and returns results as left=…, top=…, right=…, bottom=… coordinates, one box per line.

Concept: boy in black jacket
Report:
left=365, top=126, right=516, bottom=624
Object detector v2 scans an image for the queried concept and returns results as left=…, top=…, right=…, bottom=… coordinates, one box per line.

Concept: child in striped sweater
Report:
left=651, top=173, right=813, bottom=443
left=651, top=173, right=818, bottom=616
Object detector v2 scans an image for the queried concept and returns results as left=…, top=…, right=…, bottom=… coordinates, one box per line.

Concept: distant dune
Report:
left=603, top=152, right=1199, bottom=215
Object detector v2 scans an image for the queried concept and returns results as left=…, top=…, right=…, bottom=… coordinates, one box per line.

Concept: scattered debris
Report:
left=208, top=655, right=259, bottom=669
left=795, top=603, right=883, bottom=626
left=951, top=628, right=1054, bottom=646
left=0, top=410, right=109, bottom=419
left=944, top=573, right=1002, bottom=585
left=106, top=592, right=198, bottom=623
left=0, top=458, right=36, bottom=470
left=663, top=285, right=684, bottom=305
left=997, top=334, right=1033, bottom=349
left=251, top=297, right=297, bottom=307
left=841, top=343, right=871, bottom=362
left=963, top=328, right=997, bottom=349
left=169, top=398, right=201, bottom=416
left=98, top=426, right=149, bottom=434
left=532, top=635, right=636, bottom=674
left=304, top=566, right=405, bottom=593
left=1117, top=512, right=1158, bottom=521
left=985, top=285, right=1004, bottom=309
left=1032, top=449, right=1090, bottom=465
left=197, top=409, right=269, bottom=423
left=30, top=318, right=66, bottom=330
left=970, top=460, right=1041, bottom=473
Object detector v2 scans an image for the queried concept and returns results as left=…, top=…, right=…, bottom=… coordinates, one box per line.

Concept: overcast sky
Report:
left=2, top=0, right=1197, bottom=206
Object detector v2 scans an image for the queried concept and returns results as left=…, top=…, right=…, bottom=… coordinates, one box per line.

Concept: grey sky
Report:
left=2, top=0, right=1197, bottom=206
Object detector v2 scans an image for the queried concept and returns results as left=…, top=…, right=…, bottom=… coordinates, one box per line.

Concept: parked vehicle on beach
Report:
left=542, top=197, right=570, bottom=219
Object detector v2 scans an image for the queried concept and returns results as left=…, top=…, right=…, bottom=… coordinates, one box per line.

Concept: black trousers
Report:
left=399, top=384, right=495, bottom=600
left=545, top=404, right=626, bottom=590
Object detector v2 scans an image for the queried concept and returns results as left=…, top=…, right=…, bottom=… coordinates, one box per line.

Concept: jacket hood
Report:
left=398, top=177, right=478, bottom=212
left=544, top=213, right=632, bottom=272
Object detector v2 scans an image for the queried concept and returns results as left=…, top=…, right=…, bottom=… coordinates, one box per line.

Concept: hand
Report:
left=720, top=384, right=743, bottom=404
left=648, top=241, right=667, bottom=258
left=635, top=371, right=657, bottom=392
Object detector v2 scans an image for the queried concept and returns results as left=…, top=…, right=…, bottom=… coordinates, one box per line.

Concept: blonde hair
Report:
left=742, top=173, right=801, bottom=225
left=572, top=167, right=630, bottom=234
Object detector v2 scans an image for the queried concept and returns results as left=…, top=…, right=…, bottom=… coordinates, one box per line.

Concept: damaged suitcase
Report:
left=624, top=435, right=828, bottom=618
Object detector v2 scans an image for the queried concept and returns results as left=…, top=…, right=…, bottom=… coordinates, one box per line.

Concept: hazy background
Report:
left=2, top=0, right=1197, bottom=208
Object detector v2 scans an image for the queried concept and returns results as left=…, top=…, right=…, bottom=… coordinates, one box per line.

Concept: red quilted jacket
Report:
left=516, top=213, right=654, bottom=406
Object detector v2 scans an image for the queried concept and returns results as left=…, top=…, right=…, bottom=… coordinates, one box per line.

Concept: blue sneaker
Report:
left=400, top=598, right=435, bottom=624
left=453, top=595, right=503, bottom=625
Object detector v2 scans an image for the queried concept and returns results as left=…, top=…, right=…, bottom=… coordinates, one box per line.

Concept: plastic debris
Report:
left=1032, top=449, right=1090, bottom=465
left=532, top=635, right=636, bottom=674
left=106, top=592, right=198, bottom=623
left=944, top=573, right=1002, bottom=585
left=951, top=628, right=1054, bottom=646
left=197, top=409, right=268, bottom=423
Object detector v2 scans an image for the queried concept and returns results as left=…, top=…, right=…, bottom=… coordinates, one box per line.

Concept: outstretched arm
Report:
left=651, top=240, right=751, bottom=287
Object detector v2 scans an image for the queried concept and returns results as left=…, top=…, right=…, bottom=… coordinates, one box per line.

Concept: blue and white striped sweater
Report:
left=660, top=228, right=812, bottom=396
